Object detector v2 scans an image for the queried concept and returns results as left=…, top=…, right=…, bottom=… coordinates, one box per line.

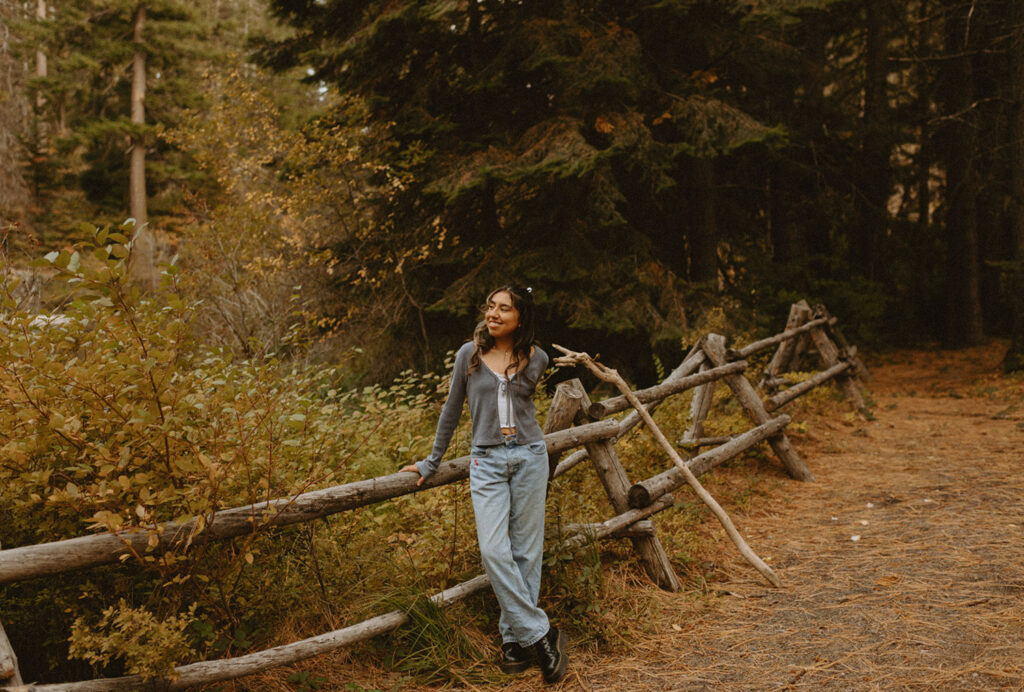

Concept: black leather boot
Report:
left=532, top=626, right=568, bottom=684
left=499, top=641, right=533, bottom=674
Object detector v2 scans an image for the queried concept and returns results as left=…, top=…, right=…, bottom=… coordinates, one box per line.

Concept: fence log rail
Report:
left=763, top=361, right=852, bottom=412
left=729, top=316, right=834, bottom=359
left=0, top=419, right=622, bottom=585
left=628, top=415, right=792, bottom=509
left=586, top=360, right=748, bottom=419
left=678, top=435, right=734, bottom=450
left=21, top=496, right=678, bottom=692
left=1, top=299, right=868, bottom=691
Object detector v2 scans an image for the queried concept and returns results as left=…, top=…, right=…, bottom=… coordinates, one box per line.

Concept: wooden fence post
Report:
left=573, top=390, right=682, bottom=592
left=0, top=619, right=23, bottom=688
left=761, top=300, right=811, bottom=390
left=807, top=305, right=869, bottom=415
left=683, top=364, right=715, bottom=446
left=543, top=379, right=587, bottom=477
left=788, top=300, right=814, bottom=372
left=815, top=303, right=870, bottom=379
left=702, top=334, right=815, bottom=482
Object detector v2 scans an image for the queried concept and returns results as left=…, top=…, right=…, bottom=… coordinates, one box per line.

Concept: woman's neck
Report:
left=492, top=337, right=515, bottom=355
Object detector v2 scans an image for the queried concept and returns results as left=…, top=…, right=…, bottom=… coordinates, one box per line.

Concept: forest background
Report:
left=2, top=0, right=1024, bottom=685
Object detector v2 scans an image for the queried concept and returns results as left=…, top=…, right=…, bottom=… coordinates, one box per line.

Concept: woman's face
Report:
left=485, top=290, right=520, bottom=341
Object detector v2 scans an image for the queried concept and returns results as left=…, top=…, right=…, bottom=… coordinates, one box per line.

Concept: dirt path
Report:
left=555, top=344, right=1024, bottom=691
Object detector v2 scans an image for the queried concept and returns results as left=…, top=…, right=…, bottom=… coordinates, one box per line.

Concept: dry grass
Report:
left=234, top=342, right=1024, bottom=691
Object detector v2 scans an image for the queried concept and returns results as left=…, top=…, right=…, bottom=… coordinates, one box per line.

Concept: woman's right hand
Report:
left=400, top=464, right=425, bottom=486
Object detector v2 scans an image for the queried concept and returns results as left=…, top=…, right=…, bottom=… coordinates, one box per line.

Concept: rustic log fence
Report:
left=0, top=300, right=867, bottom=691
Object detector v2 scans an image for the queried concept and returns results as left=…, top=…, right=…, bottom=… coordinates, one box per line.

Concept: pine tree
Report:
left=27, top=0, right=205, bottom=251
left=260, top=0, right=787, bottom=375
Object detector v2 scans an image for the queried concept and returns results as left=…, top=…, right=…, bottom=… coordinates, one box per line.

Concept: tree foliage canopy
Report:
left=258, top=0, right=800, bottom=376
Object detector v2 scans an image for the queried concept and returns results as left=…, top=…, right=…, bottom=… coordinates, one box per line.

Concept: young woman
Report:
left=400, top=285, right=569, bottom=684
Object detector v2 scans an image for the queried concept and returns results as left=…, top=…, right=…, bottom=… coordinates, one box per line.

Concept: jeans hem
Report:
left=521, top=627, right=549, bottom=648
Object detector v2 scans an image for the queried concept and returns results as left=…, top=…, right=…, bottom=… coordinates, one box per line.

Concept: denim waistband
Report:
left=502, top=432, right=519, bottom=447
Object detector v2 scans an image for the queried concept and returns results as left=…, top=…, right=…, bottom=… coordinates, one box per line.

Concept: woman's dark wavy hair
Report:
left=468, top=284, right=538, bottom=377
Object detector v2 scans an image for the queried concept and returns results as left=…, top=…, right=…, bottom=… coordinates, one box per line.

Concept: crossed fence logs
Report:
left=0, top=301, right=868, bottom=691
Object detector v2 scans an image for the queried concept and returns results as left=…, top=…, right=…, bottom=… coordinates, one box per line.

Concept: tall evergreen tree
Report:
left=1002, top=1, right=1024, bottom=371
left=936, top=0, right=984, bottom=345
left=260, top=0, right=785, bottom=375
left=851, top=0, right=892, bottom=280
left=27, top=0, right=204, bottom=240
left=128, top=3, right=155, bottom=287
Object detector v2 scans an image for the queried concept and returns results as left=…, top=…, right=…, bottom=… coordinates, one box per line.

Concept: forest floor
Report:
left=252, top=342, right=1024, bottom=691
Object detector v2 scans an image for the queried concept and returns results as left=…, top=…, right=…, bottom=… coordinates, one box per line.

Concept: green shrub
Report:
left=0, top=225, right=455, bottom=678
left=69, top=601, right=197, bottom=681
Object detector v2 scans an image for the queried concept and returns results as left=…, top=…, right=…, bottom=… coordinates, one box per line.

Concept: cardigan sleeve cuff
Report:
left=415, top=457, right=440, bottom=479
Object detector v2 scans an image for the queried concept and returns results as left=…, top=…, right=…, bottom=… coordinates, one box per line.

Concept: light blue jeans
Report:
left=469, top=435, right=550, bottom=647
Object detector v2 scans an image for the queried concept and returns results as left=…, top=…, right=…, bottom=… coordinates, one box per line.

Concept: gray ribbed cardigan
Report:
left=415, top=341, right=549, bottom=479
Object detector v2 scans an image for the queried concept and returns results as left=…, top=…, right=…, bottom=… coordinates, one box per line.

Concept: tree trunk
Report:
left=938, top=0, right=984, bottom=345
left=1004, top=0, right=1024, bottom=371
left=803, top=16, right=831, bottom=261
left=35, top=0, right=47, bottom=142
left=851, top=0, right=890, bottom=279
left=916, top=0, right=932, bottom=233
left=128, top=3, right=156, bottom=289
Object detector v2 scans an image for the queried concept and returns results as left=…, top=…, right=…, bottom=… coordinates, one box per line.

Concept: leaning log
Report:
left=584, top=434, right=681, bottom=591
left=0, top=418, right=621, bottom=585
left=805, top=310, right=869, bottom=415
left=814, top=304, right=870, bottom=379
left=682, top=364, right=716, bottom=447
left=763, top=361, right=851, bottom=412
left=27, top=495, right=676, bottom=692
left=628, top=415, right=791, bottom=508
